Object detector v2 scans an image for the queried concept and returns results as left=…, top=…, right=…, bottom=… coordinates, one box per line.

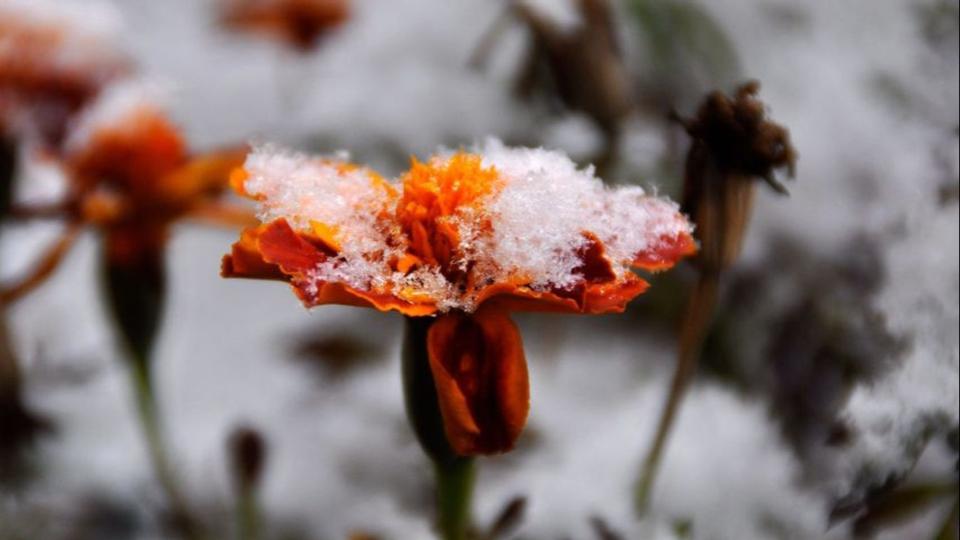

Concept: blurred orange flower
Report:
left=219, top=0, right=349, bottom=51
left=222, top=142, right=696, bottom=455
left=1, top=82, right=247, bottom=303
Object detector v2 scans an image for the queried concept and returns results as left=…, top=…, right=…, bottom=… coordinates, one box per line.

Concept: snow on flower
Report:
left=226, top=139, right=695, bottom=314
left=222, top=139, right=695, bottom=455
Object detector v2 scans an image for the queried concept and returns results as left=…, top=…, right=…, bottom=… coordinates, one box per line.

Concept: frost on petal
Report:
left=240, top=144, right=401, bottom=292
left=479, top=138, right=695, bottom=290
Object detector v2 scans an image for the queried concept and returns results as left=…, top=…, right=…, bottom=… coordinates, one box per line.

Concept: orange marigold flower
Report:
left=1, top=81, right=246, bottom=304
left=63, top=82, right=246, bottom=236
left=0, top=0, right=129, bottom=147
left=219, top=0, right=349, bottom=51
left=222, top=140, right=696, bottom=455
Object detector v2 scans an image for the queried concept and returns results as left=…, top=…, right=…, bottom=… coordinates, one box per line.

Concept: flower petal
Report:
left=426, top=308, right=529, bottom=455
left=256, top=218, right=328, bottom=274
left=221, top=224, right=287, bottom=281
left=632, top=231, right=698, bottom=272
left=301, top=281, right=437, bottom=316
left=158, top=147, right=247, bottom=205
left=222, top=218, right=438, bottom=316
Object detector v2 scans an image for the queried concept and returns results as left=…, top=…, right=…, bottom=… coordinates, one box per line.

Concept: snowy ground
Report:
left=2, top=0, right=958, bottom=539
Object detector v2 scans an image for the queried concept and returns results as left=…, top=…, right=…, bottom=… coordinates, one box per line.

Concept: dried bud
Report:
left=228, top=425, right=267, bottom=492
left=681, top=80, right=797, bottom=189
left=679, top=81, right=797, bottom=273
left=513, top=0, right=634, bottom=138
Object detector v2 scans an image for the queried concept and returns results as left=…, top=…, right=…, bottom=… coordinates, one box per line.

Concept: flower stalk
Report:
left=102, top=240, right=202, bottom=539
left=635, top=272, right=718, bottom=513
left=402, top=316, right=476, bottom=540
left=635, top=82, right=796, bottom=515
left=228, top=426, right=267, bottom=540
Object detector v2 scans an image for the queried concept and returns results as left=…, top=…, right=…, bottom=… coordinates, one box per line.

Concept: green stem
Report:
left=103, top=243, right=202, bottom=539
left=236, top=485, right=260, bottom=540
left=128, top=352, right=201, bottom=539
left=434, top=458, right=476, bottom=540
left=402, top=316, right=476, bottom=540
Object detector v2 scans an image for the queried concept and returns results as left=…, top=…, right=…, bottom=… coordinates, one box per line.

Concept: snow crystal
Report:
left=240, top=140, right=692, bottom=311
left=242, top=144, right=402, bottom=291
left=480, top=139, right=690, bottom=288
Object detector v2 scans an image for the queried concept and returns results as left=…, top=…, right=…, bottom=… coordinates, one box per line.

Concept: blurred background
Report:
left=1, top=0, right=958, bottom=538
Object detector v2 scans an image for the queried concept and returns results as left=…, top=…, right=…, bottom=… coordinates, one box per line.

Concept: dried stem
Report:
left=5, top=201, right=75, bottom=221
left=0, top=223, right=82, bottom=305
left=936, top=496, right=959, bottom=540
left=635, top=271, right=719, bottom=514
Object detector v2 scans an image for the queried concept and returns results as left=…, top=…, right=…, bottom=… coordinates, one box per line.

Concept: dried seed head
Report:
left=681, top=80, right=797, bottom=185
left=228, top=425, right=267, bottom=491
left=680, top=81, right=798, bottom=272
left=513, top=0, right=633, bottom=138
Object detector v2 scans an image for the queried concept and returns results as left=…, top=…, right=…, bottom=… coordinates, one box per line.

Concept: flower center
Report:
left=396, top=152, right=500, bottom=275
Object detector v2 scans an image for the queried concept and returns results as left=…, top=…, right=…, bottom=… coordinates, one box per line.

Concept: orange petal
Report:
left=257, top=218, right=327, bottom=274
left=582, top=274, right=650, bottom=313
left=230, top=167, right=251, bottom=197
left=69, top=110, right=185, bottom=195
left=309, top=220, right=342, bottom=252
left=159, top=147, right=247, bottom=205
left=426, top=308, right=530, bottom=455
left=575, top=232, right=617, bottom=283
left=304, top=281, right=437, bottom=316
left=221, top=219, right=324, bottom=280
left=632, top=231, right=698, bottom=272
left=476, top=283, right=582, bottom=313
left=222, top=219, right=437, bottom=315
left=221, top=225, right=287, bottom=280
left=474, top=275, right=650, bottom=315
